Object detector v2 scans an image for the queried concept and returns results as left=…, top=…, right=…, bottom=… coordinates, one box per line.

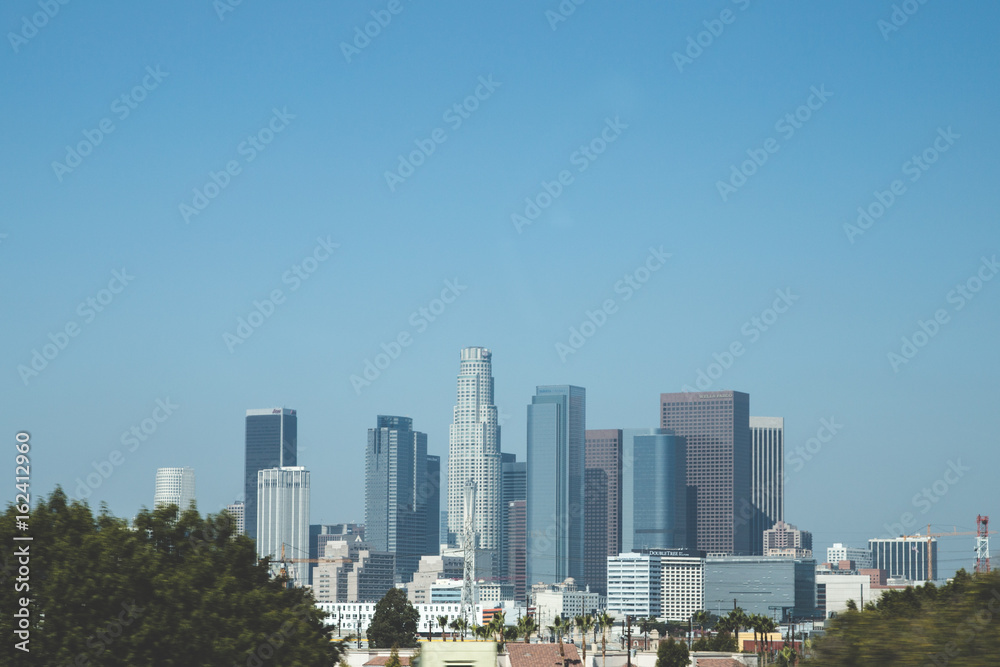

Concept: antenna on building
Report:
left=461, top=479, right=477, bottom=626
left=976, top=515, right=990, bottom=574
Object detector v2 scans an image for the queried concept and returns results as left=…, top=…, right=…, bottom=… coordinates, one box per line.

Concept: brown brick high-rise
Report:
left=660, top=391, right=751, bottom=555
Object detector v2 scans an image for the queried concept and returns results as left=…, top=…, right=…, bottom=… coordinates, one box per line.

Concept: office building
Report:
left=704, top=556, right=817, bottom=621
left=153, top=467, right=195, bottom=511
left=827, top=543, right=873, bottom=570
left=869, top=537, right=938, bottom=582
left=622, top=428, right=691, bottom=552
left=425, top=454, right=441, bottom=557
left=507, top=499, right=527, bottom=602
left=501, top=456, right=526, bottom=581
left=584, top=429, right=622, bottom=596
left=526, top=385, right=586, bottom=586
left=309, top=523, right=364, bottom=585
left=407, top=553, right=465, bottom=604
left=765, top=520, right=813, bottom=558
left=226, top=501, right=244, bottom=535
left=366, top=415, right=435, bottom=583
left=256, top=466, right=310, bottom=586
left=750, top=417, right=784, bottom=555
left=313, top=537, right=395, bottom=603
left=606, top=552, right=661, bottom=617
left=660, top=391, right=752, bottom=555
left=816, top=572, right=885, bottom=618
left=447, top=347, right=502, bottom=577
left=531, top=579, right=602, bottom=630
left=440, top=510, right=453, bottom=548
left=244, top=408, right=297, bottom=540
left=656, top=549, right=705, bottom=622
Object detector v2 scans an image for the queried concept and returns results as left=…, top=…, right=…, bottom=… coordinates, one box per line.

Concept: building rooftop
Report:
left=507, top=643, right=581, bottom=667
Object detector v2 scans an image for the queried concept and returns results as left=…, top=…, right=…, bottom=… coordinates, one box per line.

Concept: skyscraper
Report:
left=226, top=501, right=245, bottom=535
left=153, top=466, right=196, bottom=510
left=425, top=454, right=441, bottom=557
left=447, top=347, right=502, bottom=577
left=507, top=499, right=527, bottom=602
left=621, top=429, right=690, bottom=552
left=660, top=391, right=751, bottom=555
left=584, top=429, right=622, bottom=596
left=244, top=408, right=297, bottom=540
left=366, top=415, right=434, bottom=583
left=526, top=385, right=586, bottom=587
left=257, top=466, right=310, bottom=586
left=750, top=416, right=784, bottom=555
left=501, top=456, right=526, bottom=582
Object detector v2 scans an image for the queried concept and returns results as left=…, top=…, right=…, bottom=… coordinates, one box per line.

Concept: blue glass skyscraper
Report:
left=244, top=408, right=297, bottom=540
left=526, top=385, right=585, bottom=586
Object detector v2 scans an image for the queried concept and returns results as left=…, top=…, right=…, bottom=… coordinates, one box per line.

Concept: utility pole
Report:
left=625, top=615, right=632, bottom=667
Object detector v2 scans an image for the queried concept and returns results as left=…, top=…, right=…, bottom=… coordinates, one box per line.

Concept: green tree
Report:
left=367, top=587, right=420, bottom=648
left=0, top=488, right=338, bottom=666
left=655, top=637, right=689, bottom=667
left=548, top=615, right=567, bottom=657
left=437, top=615, right=450, bottom=642
left=451, top=616, right=468, bottom=641
left=386, top=645, right=403, bottom=667
left=637, top=616, right=657, bottom=649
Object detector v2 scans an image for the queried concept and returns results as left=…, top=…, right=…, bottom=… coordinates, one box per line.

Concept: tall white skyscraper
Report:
left=447, top=346, right=501, bottom=577
left=153, top=467, right=196, bottom=510
left=750, top=416, right=784, bottom=554
left=257, top=466, right=310, bottom=587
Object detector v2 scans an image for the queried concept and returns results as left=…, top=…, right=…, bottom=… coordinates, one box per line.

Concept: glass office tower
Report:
left=526, top=385, right=586, bottom=586
left=244, top=408, right=297, bottom=540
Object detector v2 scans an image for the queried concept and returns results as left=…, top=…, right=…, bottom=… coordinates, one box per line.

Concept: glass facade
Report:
left=526, top=385, right=586, bottom=586
left=584, top=429, right=622, bottom=596
left=704, top=556, right=817, bottom=621
left=869, top=538, right=938, bottom=582
left=632, top=431, right=689, bottom=550
left=244, top=408, right=297, bottom=540
left=365, top=415, right=434, bottom=583
left=750, top=416, right=784, bottom=555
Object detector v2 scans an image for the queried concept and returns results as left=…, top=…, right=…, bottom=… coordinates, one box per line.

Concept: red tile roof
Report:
left=696, top=659, right=743, bottom=667
left=364, top=656, right=411, bottom=666
left=507, top=643, right=582, bottom=667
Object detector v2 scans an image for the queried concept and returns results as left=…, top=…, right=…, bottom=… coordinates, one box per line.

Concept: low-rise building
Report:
left=607, top=552, right=661, bottom=618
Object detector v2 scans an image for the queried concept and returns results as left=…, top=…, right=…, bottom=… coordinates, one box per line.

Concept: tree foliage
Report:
left=655, top=637, right=689, bottom=667
left=367, top=587, right=419, bottom=648
left=0, top=488, right=338, bottom=666
left=804, top=569, right=1000, bottom=666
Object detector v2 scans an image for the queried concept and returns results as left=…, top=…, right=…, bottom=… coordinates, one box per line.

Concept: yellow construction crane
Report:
left=899, top=520, right=995, bottom=580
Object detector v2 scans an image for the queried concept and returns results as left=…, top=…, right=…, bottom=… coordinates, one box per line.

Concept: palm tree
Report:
left=456, top=617, right=469, bottom=641
left=691, top=610, right=711, bottom=642
left=517, top=614, right=538, bottom=643
left=757, top=616, right=777, bottom=663
left=437, top=615, right=449, bottom=642
left=547, top=615, right=567, bottom=657
left=489, top=611, right=507, bottom=648
left=449, top=618, right=462, bottom=642
left=597, top=613, right=615, bottom=667
left=575, top=615, right=594, bottom=666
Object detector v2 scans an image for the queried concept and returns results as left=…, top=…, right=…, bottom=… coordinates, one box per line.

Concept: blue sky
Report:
left=2, top=1, right=998, bottom=577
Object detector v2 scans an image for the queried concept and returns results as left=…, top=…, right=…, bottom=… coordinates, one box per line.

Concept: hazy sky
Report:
left=3, top=1, right=998, bottom=577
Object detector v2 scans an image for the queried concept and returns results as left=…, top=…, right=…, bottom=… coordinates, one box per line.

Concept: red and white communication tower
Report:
left=975, top=515, right=990, bottom=574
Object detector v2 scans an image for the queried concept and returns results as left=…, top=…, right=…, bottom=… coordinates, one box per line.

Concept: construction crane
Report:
left=899, top=516, right=994, bottom=580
